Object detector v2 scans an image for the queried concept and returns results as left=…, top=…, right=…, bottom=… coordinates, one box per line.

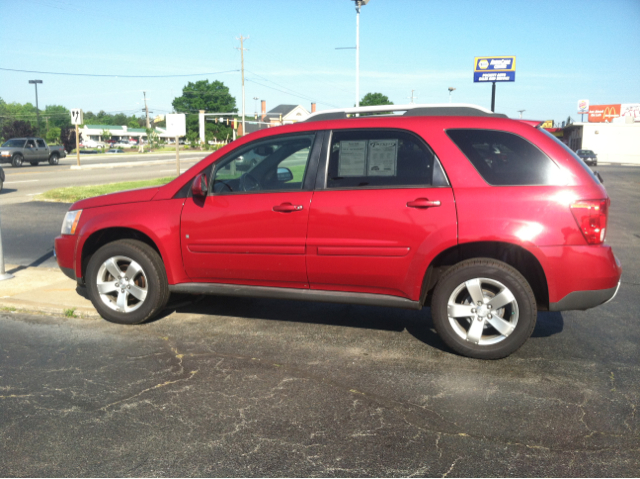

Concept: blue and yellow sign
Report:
left=473, top=56, right=516, bottom=82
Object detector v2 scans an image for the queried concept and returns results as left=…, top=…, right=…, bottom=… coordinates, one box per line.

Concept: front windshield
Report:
left=2, top=139, right=26, bottom=148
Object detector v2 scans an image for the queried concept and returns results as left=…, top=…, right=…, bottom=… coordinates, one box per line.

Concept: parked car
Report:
left=54, top=104, right=621, bottom=359
left=576, top=149, right=598, bottom=166
left=83, top=139, right=106, bottom=149
left=0, top=137, right=67, bottom=167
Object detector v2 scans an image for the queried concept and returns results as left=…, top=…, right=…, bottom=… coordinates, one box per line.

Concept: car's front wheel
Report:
left=86, top=239, right=170, bottom=324
left=431, top=258, right=537, bottom=359
left=11, top=154, right=23, bottom=167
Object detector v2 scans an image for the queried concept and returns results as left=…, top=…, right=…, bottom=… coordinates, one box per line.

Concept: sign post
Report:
left=166, top=114, right=186, bottom=177
left=473, top=56, right=516, bottom=112
left=70, top=109, right=83, bottom=166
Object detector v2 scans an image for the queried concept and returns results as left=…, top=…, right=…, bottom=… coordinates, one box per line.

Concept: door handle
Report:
left=273, top=202, right=303, bottom=213
left=406, top=198, right=441, bottom=208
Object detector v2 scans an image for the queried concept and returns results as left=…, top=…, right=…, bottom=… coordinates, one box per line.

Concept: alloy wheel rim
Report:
left=446, top=277, right=519, bottom=346
left=96, top=255, right=148, bottom=313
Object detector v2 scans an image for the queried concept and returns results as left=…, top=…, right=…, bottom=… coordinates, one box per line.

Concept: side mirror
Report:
left=191, top=172, right=208, bottom=198
left=276, top=167, right=293, bottom=182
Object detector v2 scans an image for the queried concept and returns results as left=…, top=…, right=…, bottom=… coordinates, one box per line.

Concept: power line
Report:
left=0, top=67, right=240, bottom=78
left=245, top=77, right=340, bottom=109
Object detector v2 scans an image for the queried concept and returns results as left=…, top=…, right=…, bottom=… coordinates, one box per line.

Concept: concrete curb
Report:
left=0, top=298, right=101, bottom=319
left=70, top=158, right=196, bottom=170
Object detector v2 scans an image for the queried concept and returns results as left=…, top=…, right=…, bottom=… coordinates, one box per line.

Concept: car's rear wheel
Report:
left=49, top=153, right=59, bottom=165
left=86, top=239, right=170, bottom=324
left=11, top=154, right=23, bottom=167
left=431, top=258, right=537, bottom=359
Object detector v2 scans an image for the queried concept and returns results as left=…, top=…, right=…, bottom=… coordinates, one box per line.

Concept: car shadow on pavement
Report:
left=155, top=294, right=453, bottom=353
left=155, top=294, right=565, bottom=353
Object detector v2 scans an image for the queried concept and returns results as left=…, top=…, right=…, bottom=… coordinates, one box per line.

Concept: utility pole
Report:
left=408, top=90, right=417, bottom=104
left=517, top=109, right=526, bottom=119
left=143, top=91, right=150, bottom=128
left=236, top=35, right=248, bottom=136
left=29, top=80, right=43, bottom=134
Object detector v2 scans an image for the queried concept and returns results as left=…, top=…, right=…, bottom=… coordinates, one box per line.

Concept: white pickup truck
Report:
left=0, top=137, right=67, bottom=167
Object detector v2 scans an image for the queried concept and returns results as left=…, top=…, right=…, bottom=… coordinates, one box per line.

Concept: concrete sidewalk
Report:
left=0, top=265, right=99, bottom=318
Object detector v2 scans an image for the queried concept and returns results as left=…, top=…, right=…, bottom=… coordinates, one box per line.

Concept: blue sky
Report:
left=2, top=0, right=639, bottom=123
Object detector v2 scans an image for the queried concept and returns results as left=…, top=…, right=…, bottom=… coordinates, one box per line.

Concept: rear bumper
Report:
left=549, top=281, right=620, bottom=311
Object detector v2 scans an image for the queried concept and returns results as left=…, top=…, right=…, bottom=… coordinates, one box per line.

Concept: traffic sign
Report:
left=70, top=108, right=83, bottom=125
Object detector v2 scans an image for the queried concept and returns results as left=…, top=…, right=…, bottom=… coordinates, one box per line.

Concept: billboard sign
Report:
left=473, top=56, right=516, bottom=82
left=620, top=103, right=640, bottom=122
left=165, top=113, right=186, bottom=136
left=577, top=99, right=589, bottom=114
left=588, top=104, right=621, bottom=123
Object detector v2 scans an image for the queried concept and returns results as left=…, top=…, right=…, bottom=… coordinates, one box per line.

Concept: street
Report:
left=0, top=165, right=638, bottom=476
left=0, top=151, right=208, bottom=206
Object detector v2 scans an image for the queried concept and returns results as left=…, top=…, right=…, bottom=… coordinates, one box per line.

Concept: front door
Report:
left=306, top=129, right=458, bottom=300
left=181, top=132, right=320, bottom=289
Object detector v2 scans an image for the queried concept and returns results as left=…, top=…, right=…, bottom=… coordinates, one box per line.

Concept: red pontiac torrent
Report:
left=54, top=105, right=622, bottom=359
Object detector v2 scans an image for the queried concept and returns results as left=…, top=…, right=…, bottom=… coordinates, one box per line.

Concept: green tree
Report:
left=46, top=127, right=61, bottom=144
left=172, top=80, right=237, bottom=113
left=172, top=80, right=237, bottom=142
left=101, top=129, right=112, bottom=147
left=360, top=92, right=393, bottom=107
left=128, top=119, right=140, bottom=129
left=44, top=105, right=72, bottom=129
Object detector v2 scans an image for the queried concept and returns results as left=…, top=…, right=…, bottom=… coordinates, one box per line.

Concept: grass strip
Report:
left=37, top=177, right=175, bottom=203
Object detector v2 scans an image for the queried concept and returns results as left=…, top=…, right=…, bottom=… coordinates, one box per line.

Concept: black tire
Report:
left=49, top=153, right=59, bottom=165
left=11, top=154, right=23, bottom=167
left=30, top=161, right=39, bottom=166
left=86, top=239, right=170, bottom=324
left=431, top=258, right=537, bottom=359
left=0, top=179, right=3, bottom=192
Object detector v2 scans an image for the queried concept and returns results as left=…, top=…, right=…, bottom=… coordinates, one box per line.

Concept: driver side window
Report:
left=212, top=134, right=315, bottom=195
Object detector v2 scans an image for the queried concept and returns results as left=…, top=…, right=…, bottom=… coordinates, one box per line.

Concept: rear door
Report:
left=36, top=139, right=49, bottom=160
left=306, top=129, right=458, bottom=300
left=180, top=132, right=322, bottom=288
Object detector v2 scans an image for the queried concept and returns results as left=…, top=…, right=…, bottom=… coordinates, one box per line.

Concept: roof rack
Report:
left=305, top=103, right=508, bottom=122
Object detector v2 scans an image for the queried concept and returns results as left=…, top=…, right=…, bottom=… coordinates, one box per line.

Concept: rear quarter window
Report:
left=446, top=129, right=559, bottom=186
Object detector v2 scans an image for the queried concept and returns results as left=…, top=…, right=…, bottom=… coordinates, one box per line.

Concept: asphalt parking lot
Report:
left=0, top=165, right=638, bottom=477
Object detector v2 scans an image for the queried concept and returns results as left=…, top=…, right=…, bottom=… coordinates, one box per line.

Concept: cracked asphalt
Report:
left=0, top=165, right=638, bottom=477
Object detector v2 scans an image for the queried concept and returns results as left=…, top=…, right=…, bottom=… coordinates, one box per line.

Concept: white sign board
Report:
left=166, top=113, right=186, bottom=137
left=70, top=108, right=83, bottom=125
left=577, top=99, right=589, bottom=115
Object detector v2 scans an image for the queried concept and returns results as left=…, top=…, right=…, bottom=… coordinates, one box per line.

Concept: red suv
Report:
left=54, top=105, right=621, bottom=359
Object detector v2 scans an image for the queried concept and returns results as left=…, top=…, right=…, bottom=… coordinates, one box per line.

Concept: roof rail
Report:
left=305, top=103, right=508, bottom=122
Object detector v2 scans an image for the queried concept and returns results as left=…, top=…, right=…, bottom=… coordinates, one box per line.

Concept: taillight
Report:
left=570, top=199, right=609, bottom=245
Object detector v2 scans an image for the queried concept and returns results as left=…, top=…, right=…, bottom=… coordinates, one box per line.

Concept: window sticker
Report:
left=367, top=139, right=397, bottom=176
left=338, top=140, right=367, bottom=177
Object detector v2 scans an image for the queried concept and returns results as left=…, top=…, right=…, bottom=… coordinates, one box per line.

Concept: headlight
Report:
left=61, top=210, right=82, bottom=235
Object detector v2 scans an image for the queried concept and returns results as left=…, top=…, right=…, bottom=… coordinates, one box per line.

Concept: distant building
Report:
left=563, top=120, right=640, bottom=164
left=242, top=101, right=314, bottom=135
left=80, top=124, right=167, bottom=142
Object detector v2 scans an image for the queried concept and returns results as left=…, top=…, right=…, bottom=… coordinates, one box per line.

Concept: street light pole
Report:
left=517, top=109, right=526, bottom=119
left=448, top=87, right=456, bottom=103
left=352, top=0, right=370, bottom=109
left=29, top=80, right=43, bottom=134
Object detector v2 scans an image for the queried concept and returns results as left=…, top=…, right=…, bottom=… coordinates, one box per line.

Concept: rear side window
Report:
left=37, top=139, right=46, bottom=148
left=447, top=129, right=559, bottom=186
left=326, top=129, right=448, bottom=188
